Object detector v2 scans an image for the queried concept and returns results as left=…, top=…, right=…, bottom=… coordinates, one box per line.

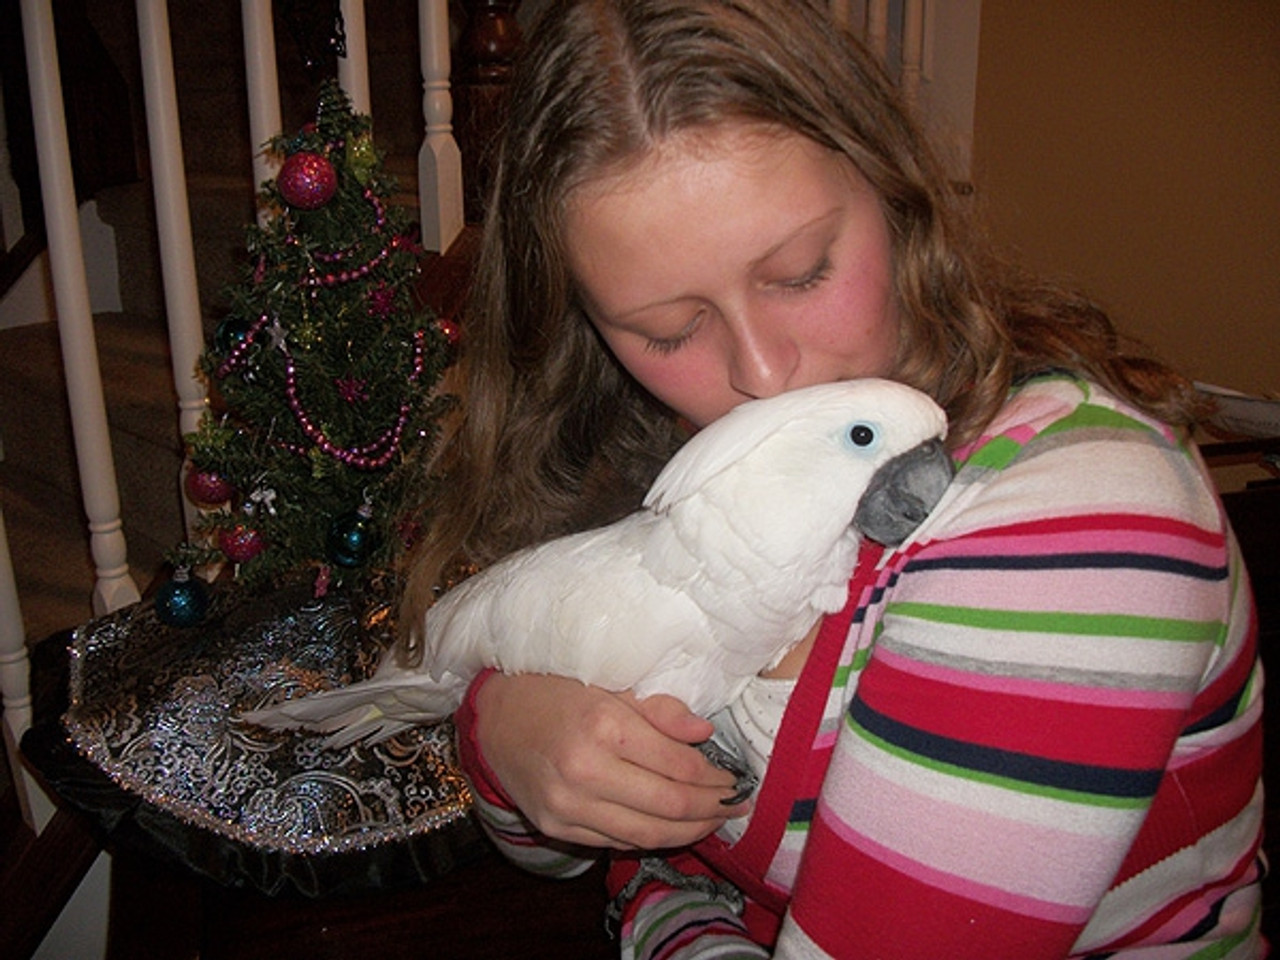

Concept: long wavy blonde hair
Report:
left=396, top=0, right=1203, bottom=660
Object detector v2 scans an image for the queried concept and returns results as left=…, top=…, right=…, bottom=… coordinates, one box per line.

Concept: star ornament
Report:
left=267, top=319, right=289, bottom=351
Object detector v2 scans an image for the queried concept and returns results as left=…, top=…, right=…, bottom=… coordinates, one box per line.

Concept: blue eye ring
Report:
left=848, top=423, right=877, bottom=447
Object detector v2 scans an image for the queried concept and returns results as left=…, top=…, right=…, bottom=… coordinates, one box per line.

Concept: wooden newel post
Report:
left=453, top=0, right=523, bottom=224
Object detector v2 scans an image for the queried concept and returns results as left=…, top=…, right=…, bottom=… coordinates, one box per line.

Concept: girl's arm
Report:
left=454, top=670, right=598, bottom=877
left=457, top=670, right=746, bottom=861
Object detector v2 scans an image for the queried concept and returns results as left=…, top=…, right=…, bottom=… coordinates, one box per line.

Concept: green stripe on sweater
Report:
left=888, top=601, right=1221, bottom=642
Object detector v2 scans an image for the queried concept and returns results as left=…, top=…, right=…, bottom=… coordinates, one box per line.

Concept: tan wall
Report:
left=971, top=0, right=1280, bottom=396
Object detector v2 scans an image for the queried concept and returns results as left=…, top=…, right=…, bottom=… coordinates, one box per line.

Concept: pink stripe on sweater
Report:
left=958, top=422, right=1041, bottom=456
left=816, top=759, right=1118, bottom=920
left=764, top=839, right=805, bottom=892
left=891, top=564, right=1223, bottom=622
left=1104, top=848, right=1260, bottom=948
left=812, top=728, right=839, bottom=751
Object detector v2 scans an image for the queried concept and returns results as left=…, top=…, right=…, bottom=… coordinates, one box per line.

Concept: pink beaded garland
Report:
left=278, top=151, right=337, bottom=210
left=215, top=313, right=270, bottom=379
left=277, top=328, right=428, bottom=470
left=304, top=244, right=390, bottom=288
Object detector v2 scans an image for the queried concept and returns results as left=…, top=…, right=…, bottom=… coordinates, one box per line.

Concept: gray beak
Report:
left=853, top=439, right=953, bottom=546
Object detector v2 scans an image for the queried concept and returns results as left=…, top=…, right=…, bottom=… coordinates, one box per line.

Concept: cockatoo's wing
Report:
left=240, top=659, right=469, bottom=748
left=243, top=518, right=718, bottom=740
left=422, top=517, right=733, bottom=711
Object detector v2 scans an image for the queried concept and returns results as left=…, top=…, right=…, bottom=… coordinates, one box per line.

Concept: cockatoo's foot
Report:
left=696, top=738, right=759, bottom=805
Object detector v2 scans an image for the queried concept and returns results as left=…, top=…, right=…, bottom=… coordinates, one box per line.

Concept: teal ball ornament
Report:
left=326, top=503, right=380, bottom=568
left=155, top=568, right=209, bottom=627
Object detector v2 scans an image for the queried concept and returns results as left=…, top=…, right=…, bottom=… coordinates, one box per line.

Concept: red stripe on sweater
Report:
left=857, top=656, right=1191, bottom=770
left=790, top=815, right=1082, bottom=959
left=956, top=512, right=1224, bottom=548
left=1184, top=606, right=1258, bottom=730
left=453, top=667, right=518, bottom=808
left=1105, top=844, right=1261, bottom=949
left=1113, top=718, right=1262, bottom=884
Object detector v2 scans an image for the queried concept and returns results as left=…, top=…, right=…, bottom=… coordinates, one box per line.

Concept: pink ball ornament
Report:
left=219, top=524, right=266, bottom=564
left=184, top=468, right=234, bottom=507
left=278, top=151, right=337, bottom=210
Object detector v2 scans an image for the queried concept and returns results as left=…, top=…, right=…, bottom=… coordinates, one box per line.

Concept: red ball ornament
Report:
left=278, top=151, right=337, bottom=209
left=219, top=524, right=266, bottom=564
left=184, top=468, right=234, bottom=507
left=437, top=317, right=461, bottom=347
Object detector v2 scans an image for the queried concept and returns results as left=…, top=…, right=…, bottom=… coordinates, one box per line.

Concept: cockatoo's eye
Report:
left=848, top=423, right=877, bottom=447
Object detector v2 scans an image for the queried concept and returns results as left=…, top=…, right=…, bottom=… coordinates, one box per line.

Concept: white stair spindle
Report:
left=0, top=506, right=31, bottom=746
left=417, top=0, right=463, bottom=253
left=19, top=0, right=140, bottom=615
left=338, top=0, right=372, bottom=116
left=0, top=504, right=55, bottom=834
left=136, top=0, right=210, bottom=541
left=241, top=0, right=283, bottom=211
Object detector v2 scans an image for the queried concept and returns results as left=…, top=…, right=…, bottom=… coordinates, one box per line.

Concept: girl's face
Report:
left=566, top=124, right=901, bottom=427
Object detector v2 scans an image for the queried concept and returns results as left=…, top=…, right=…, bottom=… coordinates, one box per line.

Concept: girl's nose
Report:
left=727, top=315, right=798, bottom=399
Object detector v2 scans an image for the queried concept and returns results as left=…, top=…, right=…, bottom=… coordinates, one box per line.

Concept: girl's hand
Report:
left=473, top=672, right=749, bottom=849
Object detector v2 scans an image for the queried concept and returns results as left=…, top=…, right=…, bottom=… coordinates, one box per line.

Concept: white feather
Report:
left=241, top=379, right=949, bottom=747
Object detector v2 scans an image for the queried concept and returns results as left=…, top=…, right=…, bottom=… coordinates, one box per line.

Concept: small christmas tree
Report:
left=178, top=81, right=455, bottom=602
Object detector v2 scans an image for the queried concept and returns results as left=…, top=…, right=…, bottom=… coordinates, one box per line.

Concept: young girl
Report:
left=398, top=1, right=1265, bottom=956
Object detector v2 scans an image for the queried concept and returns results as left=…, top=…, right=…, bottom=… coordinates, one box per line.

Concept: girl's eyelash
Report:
left=646, top=326, right=697, bottom=355
left=646, top=334, right=692, bottom=355
left=645, top=312, right=703, bottom=355
left=780, top=256, right=833, bottom=292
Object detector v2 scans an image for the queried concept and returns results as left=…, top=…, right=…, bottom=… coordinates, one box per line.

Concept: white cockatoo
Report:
left=242, top=379, right=952, bottom=759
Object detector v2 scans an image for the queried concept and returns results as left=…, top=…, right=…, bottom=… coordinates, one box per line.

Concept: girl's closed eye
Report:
left=775, top=254, right=833, bottom=293
left=646, top=309, right=706, bottom=355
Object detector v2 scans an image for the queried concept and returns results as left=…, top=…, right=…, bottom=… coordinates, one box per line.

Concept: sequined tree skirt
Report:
left=23, top=582, right=488, bottom=896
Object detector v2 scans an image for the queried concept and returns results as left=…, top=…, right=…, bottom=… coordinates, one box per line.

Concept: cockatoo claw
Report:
left=696, top=738, right=759, bottom=805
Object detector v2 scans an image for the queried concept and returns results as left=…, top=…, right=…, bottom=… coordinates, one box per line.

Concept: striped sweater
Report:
left=455, top=374, right=1265, bottom=959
